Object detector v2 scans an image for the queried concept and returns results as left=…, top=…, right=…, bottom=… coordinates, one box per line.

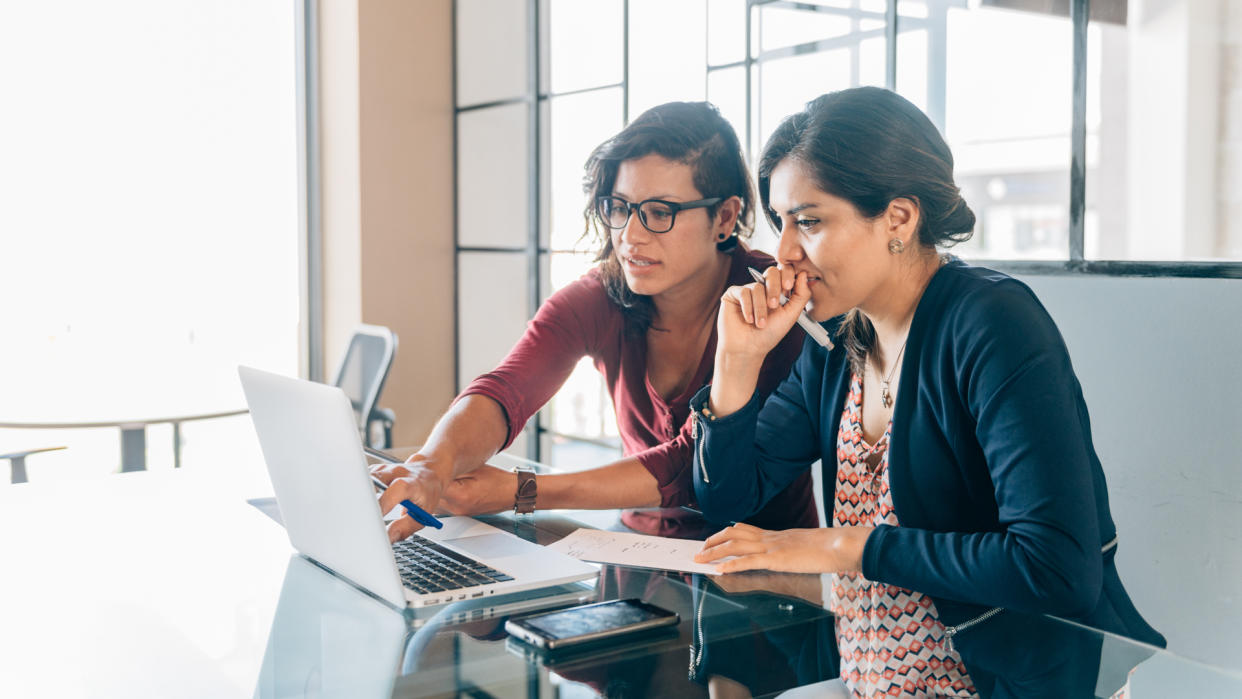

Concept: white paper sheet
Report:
left=547, top=528, right=725, bottom=576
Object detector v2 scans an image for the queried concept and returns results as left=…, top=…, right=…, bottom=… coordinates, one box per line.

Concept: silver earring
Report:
left=888, top=238, right=905, bottom=254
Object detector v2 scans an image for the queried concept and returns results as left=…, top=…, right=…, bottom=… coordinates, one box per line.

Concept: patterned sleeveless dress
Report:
left=830, top=372, right=978, bottom=698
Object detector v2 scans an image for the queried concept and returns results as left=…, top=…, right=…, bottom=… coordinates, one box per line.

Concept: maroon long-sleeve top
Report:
left=460, top=247, right=819, bottom=537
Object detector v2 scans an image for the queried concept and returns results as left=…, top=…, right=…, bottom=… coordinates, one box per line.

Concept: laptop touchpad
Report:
left=447, top=533, right=529, bottom=559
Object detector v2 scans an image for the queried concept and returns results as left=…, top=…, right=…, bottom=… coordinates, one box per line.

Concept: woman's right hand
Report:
left=716, top=266, right=811, bottom=362
left=709, top=268, right=810, bottom=417
left=373, top=458, right=447, bottom=542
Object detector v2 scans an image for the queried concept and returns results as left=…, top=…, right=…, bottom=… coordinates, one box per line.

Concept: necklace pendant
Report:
left=881, top=381, right=892, bottom=408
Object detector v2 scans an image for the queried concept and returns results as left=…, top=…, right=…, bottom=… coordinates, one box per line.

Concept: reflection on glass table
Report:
left=253, top=500, right=1242, bottom=699
left=255, top=555, right=407, bottom=699
left=4, top=469, right=1237, bottom=699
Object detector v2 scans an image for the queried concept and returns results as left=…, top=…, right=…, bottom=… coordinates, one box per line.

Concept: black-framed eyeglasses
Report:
left=595, top=196, right=722, bottom=234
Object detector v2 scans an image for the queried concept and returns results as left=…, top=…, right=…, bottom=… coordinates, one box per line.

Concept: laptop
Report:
left=239, top=365, right=597, bottom=609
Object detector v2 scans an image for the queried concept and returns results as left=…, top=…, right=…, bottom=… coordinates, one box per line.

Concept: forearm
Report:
left=692, top=376, right=821, bottom=524
left=413, top=395, right=510, bottom=481
left=863, top=525, right=1101, bottom=617
left=707, top=352, right=764, bottom=417
left=536, top=458, right=661, bottom=510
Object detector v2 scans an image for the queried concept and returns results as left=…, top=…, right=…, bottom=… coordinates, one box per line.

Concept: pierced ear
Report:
left=887, top=197, right=921, bottom=240
left=715, top=196, right=743, bottom=235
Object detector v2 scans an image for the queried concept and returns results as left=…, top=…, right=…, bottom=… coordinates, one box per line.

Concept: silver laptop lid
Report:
left=239, top=365, right=407, bottom=608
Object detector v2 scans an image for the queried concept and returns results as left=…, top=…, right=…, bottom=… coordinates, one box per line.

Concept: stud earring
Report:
left=717, top=232, right=728, bottom=240
left=888, top=238, right=905, bottom=254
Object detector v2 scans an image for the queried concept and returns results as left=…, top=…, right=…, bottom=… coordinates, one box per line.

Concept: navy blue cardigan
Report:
left=691, top=259, right=1164, bottom=647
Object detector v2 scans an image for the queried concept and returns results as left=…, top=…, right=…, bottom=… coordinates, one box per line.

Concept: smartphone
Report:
left=504, top=627, right=682, bottom=668
left=504, top=598, right=679, bottom=651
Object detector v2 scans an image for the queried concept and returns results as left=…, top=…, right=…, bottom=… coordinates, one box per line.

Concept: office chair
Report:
left=332, top=324, right=398, bottom=449
left=2, top=445, right=66, bottom=484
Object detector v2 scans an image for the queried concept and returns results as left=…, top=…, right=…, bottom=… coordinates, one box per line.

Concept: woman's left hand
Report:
left=439, top=464, right=518, bottom=515
left=694, top=522, right=874, bottom=575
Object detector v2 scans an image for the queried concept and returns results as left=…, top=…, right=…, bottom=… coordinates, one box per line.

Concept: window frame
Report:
left=451, top=0, right=1242, bottom=462
left=452, top=0, right=632, bottom=462
left=738, top=0, right=1242, bottom=279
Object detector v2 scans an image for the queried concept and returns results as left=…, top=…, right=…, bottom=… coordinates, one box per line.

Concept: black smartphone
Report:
left=504, top=598, right=679, bottom=651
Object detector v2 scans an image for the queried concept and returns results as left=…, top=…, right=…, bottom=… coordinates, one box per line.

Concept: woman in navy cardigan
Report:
left=690, top=87, right=1163, bottom=696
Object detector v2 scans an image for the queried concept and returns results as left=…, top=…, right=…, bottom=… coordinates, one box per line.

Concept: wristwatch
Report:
left=513, top=466, right=537, bottom=515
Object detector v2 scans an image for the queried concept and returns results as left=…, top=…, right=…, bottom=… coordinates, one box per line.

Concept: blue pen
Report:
left=399, top=499, right=444, bottom=530
left=370, top=473, right=445, bottom=529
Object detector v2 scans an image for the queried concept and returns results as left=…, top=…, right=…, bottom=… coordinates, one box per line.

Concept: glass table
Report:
left=254, top=508, right=1242, bottom=699
left=2, top=464, right=1238, bottom=698
left=257, top=517, right=839, bottom=699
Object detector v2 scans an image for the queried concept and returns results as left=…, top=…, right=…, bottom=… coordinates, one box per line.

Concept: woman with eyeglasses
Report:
left=373, top=101, right=816, bottom=540
left=690, top=87, right=1164, bottom=697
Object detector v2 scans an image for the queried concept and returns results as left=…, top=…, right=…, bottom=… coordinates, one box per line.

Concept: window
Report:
left=0, top=1, right=303, bottom=490
left=454, top=0, right=1241, bottom=468
left=1087, top=0, right=1242, bottom=261
left=900, top=0, right=1075, bottom=260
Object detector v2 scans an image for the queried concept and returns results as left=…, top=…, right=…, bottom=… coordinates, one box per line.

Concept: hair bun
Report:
left=933, top=195, right=976, bottom=245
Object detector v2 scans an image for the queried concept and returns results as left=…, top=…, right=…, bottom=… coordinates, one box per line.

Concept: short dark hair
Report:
left=757, top=87, right=976, bottom=373
left=582, top=101, right=756, bottom=334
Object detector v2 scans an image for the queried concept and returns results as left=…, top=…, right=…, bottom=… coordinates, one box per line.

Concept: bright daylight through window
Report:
left=459, top=0, right=1240, bottom=470
left=0, top=1, right=301, bottom=490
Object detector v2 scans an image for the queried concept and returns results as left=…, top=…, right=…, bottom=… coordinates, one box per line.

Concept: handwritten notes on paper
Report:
left=547, top=528, right=725, bottom=576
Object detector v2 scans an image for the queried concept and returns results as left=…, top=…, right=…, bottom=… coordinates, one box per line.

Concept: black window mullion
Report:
left=1069, top=0, right=1089, bottom=263
left=456, top=96, right=532, bottom=113
left=885, top=0, right=897, bottom=91
left=542, top=82, right=625, bottom=101
left=985, top=260, right=1242, bottom=280
left=299, top=0, right=324, bottom=382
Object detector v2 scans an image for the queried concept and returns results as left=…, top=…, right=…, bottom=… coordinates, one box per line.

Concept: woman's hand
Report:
left=440, top=464, right=518, bottom=515
left=709, top=269, right=811, bottom=417
left=373, top=458, right=447, bottom=543
left=694, top=522, right=873, bottom=575
left=716, top=267, right=811, bottom=363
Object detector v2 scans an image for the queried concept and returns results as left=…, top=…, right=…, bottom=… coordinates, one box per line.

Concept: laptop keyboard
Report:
left=393, top=536, right=514, bottom=595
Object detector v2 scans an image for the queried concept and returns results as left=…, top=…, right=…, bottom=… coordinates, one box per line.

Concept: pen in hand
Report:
left=746, top=267, right=834, bottom=349
left=370, top=473, right=444, bottom=530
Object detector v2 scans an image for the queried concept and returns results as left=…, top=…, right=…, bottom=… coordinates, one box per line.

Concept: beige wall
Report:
left=320, top=0, right=456, bottom=445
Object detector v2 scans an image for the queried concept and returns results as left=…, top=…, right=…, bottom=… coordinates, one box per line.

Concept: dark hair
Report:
left=757, top=87, right=976, bottom=374
left=582, top=101, right=756, bottom=334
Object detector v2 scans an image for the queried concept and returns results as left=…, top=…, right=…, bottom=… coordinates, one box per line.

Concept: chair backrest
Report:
left=331, top=324, right=398, bottom=435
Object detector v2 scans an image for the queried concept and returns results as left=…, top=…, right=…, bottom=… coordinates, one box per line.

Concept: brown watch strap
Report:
left=514, top=466, right=537, bottom=515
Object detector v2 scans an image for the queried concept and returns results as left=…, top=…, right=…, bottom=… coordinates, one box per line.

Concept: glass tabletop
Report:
left=4, top=469, right=1238, bottom=698
left=255, top=508, right=1242, bottom=699
left=255, top=509, right=840, bottom=699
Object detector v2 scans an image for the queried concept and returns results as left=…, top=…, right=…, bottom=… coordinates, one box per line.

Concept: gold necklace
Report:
left=873, top=340, right=907, bottom=409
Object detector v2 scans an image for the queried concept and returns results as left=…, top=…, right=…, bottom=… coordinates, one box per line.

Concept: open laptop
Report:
left=239, top=365, right=597, bottom=609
